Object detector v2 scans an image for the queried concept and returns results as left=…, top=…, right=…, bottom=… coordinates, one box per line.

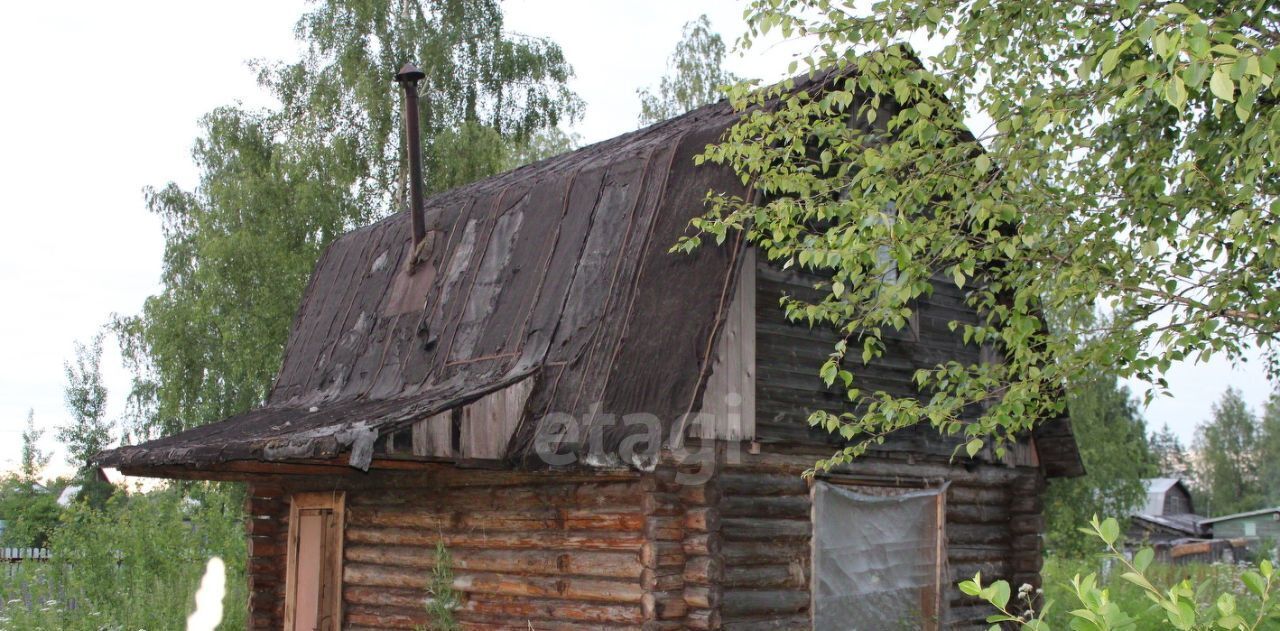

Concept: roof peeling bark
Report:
left=99, top=79, right=759, bottom=472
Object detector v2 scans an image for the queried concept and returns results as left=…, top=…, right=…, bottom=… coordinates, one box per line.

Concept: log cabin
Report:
left=97, top=64, right=1083, bottom=630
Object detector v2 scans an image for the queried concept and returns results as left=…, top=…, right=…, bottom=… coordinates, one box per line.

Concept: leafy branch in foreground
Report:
left=689, top=0, right=1280, bottom=467
left=962, top=516, right=1278, bottom=630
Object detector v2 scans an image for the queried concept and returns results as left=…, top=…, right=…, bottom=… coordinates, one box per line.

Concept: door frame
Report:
left=284, top=490, right=346, bottom=631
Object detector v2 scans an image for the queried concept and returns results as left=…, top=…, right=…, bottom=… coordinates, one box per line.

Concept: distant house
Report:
left=1127, top=478, right=1207, bottom=544
left=1201, top=508, right=1280, bottom=542
left=56, top=485, right=82, bottom=508
left=1126, top=479, right=1280, bottom=564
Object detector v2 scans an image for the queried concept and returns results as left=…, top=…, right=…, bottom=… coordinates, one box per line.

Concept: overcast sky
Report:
left=0, top=1, right=1272, bottom=478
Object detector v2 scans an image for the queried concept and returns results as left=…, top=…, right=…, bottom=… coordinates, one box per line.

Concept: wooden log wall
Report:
left=713, top=448, right=1046, bottom=630
left=245, top=468, right=723, bottom=630
left=754, top=260, right=986, bottom=458
left=242, top=449, right=1043, bottom=629
left=246, top=483, right=290, bottom=630
left=338, top=475, right=651, bottom=630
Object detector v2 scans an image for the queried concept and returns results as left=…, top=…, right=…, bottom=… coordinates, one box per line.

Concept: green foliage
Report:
left=0, top=477, right=65, bottom=549
left=637, top=14, right=737, bottom=125
left=963, top=516, right=1280, bottom=630
left=421, top=540, right=459, bottom=631
left=1195, top=388, right=1267, bottom=515
left=1258, top=392, right=1280, bottom=506
left=504, top=126, right=581, bottom=169
left=694, top=0, right=1280, bottom=466
left=257, top=0, right=582, bottom=203
left=19, top=409, right=49, bottom=484
left=0, top=484, right=246, bottom=631
left=114, top=0, right=580, bottom=440
left=1151, top=422, right=1197, bottom=482
left=113, top=106, right=358, bottom=438
left=1046, top=373, right=1155, bottom=556
left=59, top=334, right=111, bottom=473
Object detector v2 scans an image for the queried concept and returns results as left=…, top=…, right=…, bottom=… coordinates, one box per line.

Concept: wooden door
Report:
left=285, top=492, right=345, bottom=631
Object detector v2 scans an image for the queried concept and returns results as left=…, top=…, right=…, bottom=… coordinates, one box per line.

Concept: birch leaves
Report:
left=1093, top=3, right=1274, bottom=122
left=692, top=0, right=1280, bottom=467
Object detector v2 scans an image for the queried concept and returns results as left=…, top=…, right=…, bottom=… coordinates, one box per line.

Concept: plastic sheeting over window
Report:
left=812, top=481, right=950, bottom=630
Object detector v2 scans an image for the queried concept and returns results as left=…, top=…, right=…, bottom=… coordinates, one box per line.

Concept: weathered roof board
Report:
left=101, top=85, right=754, bottom=471
left=98, top=68, right=1081, bottom=475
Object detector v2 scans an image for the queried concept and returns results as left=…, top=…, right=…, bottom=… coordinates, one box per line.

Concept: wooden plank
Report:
left=695, top=247, right=756, bottom=441
left=740, top=247, right=756, bottom=440
left=410, top=412, right=452, bottom=458
left=343, top=545, right=644, bottom=579
left=722, top=250, right=743, bottom=440
left=460, top=377, right=533, bottom=459
left=346, top=527, right=645, bottom=551
left=347, top=506, right=644, bottom=532
left=284, top=491, right=345, bottom=631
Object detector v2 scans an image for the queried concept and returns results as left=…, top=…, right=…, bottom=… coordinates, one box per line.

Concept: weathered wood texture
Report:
left=693, top=247, right=756, bottom=442
left=245, top=465, right=734, bottom=630
left=245, top=484, right=289, bottom=631
left=381, top=378, right=534, bottom=460
left=714, top=449, right=1046, bottom=630
left=754, top=260, right=981, bottom=454
left=100, top=76, right=765, bottom=471
left=752, top=256, right=1082, bottom=477
left=244, top=449, right=1045, bottom=630
left=272, top=470, right=656, bottom=629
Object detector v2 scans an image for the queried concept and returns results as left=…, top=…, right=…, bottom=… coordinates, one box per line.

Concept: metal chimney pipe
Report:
left=396, top=63, right=427, bottom=248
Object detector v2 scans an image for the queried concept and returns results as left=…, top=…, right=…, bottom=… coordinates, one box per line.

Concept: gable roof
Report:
left=1145, top=477, right=1183, bottom=494
left=1200, top=507, right=1280, bottom=525
left=1143, top=477, right=1193, bottom=515
left=100, top=86, right=754, bottom=473
left=1130, top=513, right=1206, bottom=538
left=97, top=65, right=1082, bottom=477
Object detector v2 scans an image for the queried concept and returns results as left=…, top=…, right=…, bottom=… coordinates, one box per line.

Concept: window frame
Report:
left=284, top=490, right=346, bottom=631
left=810, top=478, right=948, bottom=631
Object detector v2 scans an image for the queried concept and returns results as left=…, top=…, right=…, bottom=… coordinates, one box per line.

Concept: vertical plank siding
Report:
left=697, top=247, right=756, bottom=442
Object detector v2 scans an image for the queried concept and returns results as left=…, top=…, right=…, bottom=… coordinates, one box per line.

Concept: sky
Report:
left=0, top=1, right=1272, bottom=478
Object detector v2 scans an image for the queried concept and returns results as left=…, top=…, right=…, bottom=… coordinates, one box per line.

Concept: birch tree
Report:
left=692, top=0, right=1280, bottom=466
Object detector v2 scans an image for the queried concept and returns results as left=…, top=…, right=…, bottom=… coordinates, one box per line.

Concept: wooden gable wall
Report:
left=695, top=250, right=1035, bottom=465
left=753, top=258, right=985, bottom=452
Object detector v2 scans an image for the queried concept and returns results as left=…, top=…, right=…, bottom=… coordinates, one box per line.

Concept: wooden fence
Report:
left=1, top=548, right=50, bottom=577
left=1, top=548, right=50, bottom=563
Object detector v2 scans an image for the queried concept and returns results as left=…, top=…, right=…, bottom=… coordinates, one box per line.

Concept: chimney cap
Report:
left=396, top=63, right=426, bottom=83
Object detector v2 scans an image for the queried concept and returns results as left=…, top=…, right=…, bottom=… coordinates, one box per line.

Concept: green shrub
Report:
left=421, top=540, right=459, bottom=631
left=964, top=517, right=1279, bottom=630
left=0, top=483, right=245, bottom=630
